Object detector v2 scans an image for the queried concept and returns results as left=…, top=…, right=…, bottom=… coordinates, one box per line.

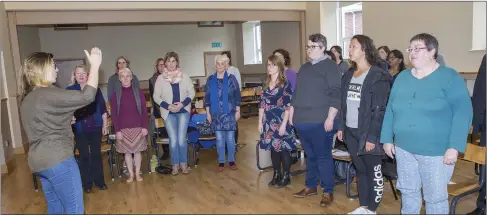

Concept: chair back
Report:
left=460, top=143, right=486, bottom=165
left=154, top=118, right=165, bottom=129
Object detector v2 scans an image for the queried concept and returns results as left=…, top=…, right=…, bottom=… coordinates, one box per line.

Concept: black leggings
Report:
left=271, top=150, right=292, bottom=173
left=345, top=126, right=383, bottom=212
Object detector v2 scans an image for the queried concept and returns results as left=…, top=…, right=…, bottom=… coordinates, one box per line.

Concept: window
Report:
left=337, top=3, right=362, bottom=59
left=472, top=1, right=486, bottom=51
left=242, top=21, right=262, bottom=65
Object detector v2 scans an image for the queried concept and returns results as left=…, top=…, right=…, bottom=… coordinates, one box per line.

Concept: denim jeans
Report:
left=215, top=130, right=236, bottom=163
left=395, top=146, right=454, bottom=214
left=165, top=112, right=190, bottom=165
left=36, top=156, right=84, bottom=214
left=294, top=122, right=335, bottom=193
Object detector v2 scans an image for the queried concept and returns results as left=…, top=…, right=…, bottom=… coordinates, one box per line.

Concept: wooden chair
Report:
left=74, top=135, right=116, bottom=182
left=152, top=118, right=170, bottom=168
left=240, top=90, right=259, bottom=117
left=152, top=117, right=194, bottom=167
left=448, top=143, right=486, bottom=215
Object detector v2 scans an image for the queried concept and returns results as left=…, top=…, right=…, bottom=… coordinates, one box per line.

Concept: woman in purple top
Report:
left=66, top=65, right=108, bottom=193
left=273, top=49, right=297, bottom=92
left=110, top=68, right=149, bottom=183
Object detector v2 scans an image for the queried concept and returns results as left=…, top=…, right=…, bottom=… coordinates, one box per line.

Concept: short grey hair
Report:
left=118, top=67, right=132, bottom=76
left=309, top=33, right=327, bottom=50
left=215, top=54, right=230, bottom=65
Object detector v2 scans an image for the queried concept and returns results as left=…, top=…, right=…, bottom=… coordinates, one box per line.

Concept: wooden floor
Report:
left=1, top=117, right=480, bottom=214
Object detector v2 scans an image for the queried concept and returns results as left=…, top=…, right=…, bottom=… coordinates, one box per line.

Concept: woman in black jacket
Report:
left=337, top=35, right=391, bottom=215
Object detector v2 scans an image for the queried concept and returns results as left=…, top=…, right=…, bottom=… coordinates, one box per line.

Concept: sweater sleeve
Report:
left=380, top=79, right=397, bottom=144
left=231, top=76, right=241, bottom=107
left=205, top=76, right=212, bottom=107
left=97, top=88, right=107, bottom=115
left=446, top=73, right=473, bottom=153
left=184, top=76, right=195, bottom=107
left=45, top=85, right=97, bottom=113
left=325, top=62, right=342, bottom=110
left=109, top=92, right=120, bottom=132
left=153, top=75, right=165, bottom=109
left=140, top=89, right=149, bottom=130
left=366, top=78, right=391, bottom=145
left=472, top=55, right=486, bottom=134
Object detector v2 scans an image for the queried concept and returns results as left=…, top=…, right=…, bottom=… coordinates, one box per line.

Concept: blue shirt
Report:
left=380, top=66, right=472, bottom=156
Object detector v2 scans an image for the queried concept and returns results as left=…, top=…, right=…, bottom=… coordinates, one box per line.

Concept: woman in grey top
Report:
left=330, top=45, right=350, bottom=76
left=19, top=48, right=102, bottom=214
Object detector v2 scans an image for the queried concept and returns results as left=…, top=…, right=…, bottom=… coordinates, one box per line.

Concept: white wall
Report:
left=236, top=21, right=301, bottom=78
left=17, top=26, right=41, bottom=60
left=39, top=23, right=238, bottom=84
left=363, top=2, right=485, bottom=72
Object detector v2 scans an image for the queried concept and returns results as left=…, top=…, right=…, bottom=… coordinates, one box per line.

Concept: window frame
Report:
left=337, top=3, right=362, bottom=59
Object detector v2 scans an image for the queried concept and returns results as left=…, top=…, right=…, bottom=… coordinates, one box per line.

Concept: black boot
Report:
left=276, top=171, right=291, bottom=188
left=276, top=151, right=292, bottom=188
left=268, top=170, right=281, bottom=187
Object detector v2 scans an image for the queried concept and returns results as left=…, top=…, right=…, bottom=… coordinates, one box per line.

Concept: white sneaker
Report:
left=348, top=207, right=376, bottom=214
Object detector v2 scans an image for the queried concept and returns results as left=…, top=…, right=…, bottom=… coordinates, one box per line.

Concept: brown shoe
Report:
left=293, top=187, right=318, bottom=198
left=320, top=192, right=334, bottom=207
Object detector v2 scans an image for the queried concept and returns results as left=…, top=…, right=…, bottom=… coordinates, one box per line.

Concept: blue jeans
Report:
left=395, top=146, right=454, bottom=214
left=165, top=112, right=190, bottom=165
left=216, top=130, right=236, bottom=163
left=294, top=122, right=335, bottom=193
left=36, top=156, right=84, bottom=214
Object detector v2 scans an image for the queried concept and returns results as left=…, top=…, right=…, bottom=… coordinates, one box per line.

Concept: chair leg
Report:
left=108, top=150, right=114, bottom=181
left=154, top=143, right=161, bottom=168
left=449, top=186, right=483, bottom=215
left=345, top=162, right=358, bottom=199
left=115, top=150, right=122, bottom=178
left=146, top=148, right=152, bottom=174
left=32, top=173, right=38, bottom=192
left=388, top=177, right=398, bottom=200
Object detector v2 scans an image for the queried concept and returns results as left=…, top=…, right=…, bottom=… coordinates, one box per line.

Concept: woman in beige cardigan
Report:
left=153, top=52, right=195, bottom=175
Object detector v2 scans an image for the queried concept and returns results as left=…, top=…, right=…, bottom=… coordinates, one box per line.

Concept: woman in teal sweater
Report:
left=380, top=33, right=472, bottom=214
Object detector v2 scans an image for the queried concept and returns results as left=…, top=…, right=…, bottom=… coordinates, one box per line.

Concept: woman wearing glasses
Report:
left=381, top=33, right=472, bottom=214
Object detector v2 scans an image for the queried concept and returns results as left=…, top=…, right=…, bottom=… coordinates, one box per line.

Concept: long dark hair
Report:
left=350, top=35, right=379, bottom=71
left=263, top=55, right=287, bottom=90
left=388, top=49, right=406, bottom=72
left=331, top=45, right=343, bottom=61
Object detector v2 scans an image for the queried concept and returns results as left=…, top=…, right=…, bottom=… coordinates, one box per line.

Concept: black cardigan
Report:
left=472, top=54, right=486, bottom=135
left=338, top=65, right=391, bottom=156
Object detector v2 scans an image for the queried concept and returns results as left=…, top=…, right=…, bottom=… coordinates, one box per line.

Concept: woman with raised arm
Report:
left=19, top=47, right=102, bottom=214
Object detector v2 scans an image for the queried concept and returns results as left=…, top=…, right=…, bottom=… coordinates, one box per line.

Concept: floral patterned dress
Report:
left=258, top=81, right=297, bottom=152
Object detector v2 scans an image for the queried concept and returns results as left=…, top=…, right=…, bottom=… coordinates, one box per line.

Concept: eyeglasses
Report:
left=305, top=45, right=323, bottom=50
left=406, top=47, right=427, bottom=53
left=387, top=56, right=397, bottom=60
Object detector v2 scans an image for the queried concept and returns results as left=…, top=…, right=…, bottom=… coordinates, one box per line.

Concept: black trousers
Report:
left=477, top=131, right=486, bottom=209
left=271, top=150, right=292, bottom=173
left=74, top=129, right=105, bottom=189
left=345, top=126, right=383, bottom=212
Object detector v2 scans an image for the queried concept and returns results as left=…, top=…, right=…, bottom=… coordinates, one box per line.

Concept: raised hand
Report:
left=84, top=47, right=102, bottom=68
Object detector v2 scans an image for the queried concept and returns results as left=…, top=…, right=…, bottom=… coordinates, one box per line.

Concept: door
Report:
left=54, top=58, right=85, bottom=89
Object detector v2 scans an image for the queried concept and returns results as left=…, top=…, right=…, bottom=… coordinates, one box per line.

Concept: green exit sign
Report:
left=212, top=42, right=222, bottom=48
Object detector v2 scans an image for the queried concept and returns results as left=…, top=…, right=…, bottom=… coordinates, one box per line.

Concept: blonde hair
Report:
left=263, top=55, right=287, bottom=89
left=215, top=54, right=230, bottom=65
left=69, top=64, right=89, bottom=85
left=18, top=52, right=55, bottom=101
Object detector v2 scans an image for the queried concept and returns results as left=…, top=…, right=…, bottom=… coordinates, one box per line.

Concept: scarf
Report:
left=210, top=71, right=229, bottom=115
left=162, top=68, right=183, bottom=84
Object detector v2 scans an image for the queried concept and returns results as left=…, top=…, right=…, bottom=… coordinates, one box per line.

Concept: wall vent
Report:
left=54, top=24, right=88, bottom=31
